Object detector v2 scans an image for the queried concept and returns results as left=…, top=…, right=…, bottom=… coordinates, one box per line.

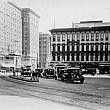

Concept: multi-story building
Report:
left=22, top=8, right=40, bottom=70
left=39, top=32, right=51, bottom=68
left=50, top=24, right=110, bottom=74
left=0, top=2, right=22, bottom=68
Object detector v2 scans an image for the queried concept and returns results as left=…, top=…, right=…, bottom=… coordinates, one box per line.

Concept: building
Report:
left=50, top=25, right=110, bottom=74
left=0, top=2, right=22, bottom=69
left=22, top=8, right=40, bottom=70
left=72, top=20, right=110, bottom=28
left=39, top=32, right=51, bottom=68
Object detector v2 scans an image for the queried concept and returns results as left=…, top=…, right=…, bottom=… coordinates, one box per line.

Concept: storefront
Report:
left=98, top=63, right=110, bottom=74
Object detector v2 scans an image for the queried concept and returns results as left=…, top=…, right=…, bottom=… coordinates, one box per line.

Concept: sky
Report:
left=3, top=0, right=110, bottom=33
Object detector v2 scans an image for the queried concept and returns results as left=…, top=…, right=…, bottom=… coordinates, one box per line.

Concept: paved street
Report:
left=0, top=73, right=110, bottom=110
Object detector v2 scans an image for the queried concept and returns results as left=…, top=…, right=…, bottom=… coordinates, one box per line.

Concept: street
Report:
left=0, top=74, right=110, bottom=110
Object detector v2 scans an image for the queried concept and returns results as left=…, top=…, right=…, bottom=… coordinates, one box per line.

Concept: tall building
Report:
left=0, top=2, right=22, bottom=68
left=50, top=24, right=110, bottom=74
left=22, top=8, right=40, bottom=70
left=39, top=32, right=51, bottom=68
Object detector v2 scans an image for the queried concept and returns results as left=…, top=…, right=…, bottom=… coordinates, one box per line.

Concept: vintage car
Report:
left=81, top=68, right=96, bottom=75
left=35, top=68, right=43, bottom=77
left=55, top=67, right=85, bottom=84
left=41, top=68, right=55, bottom=78
left=21, top=68, right=32, bottom=77
left=21, top=66, right=32, bottom=77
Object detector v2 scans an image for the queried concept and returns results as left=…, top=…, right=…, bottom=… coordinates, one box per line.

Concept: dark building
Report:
left=50, top=26, right=110, bottom=74
left=39, top=33, right=51, bottom=68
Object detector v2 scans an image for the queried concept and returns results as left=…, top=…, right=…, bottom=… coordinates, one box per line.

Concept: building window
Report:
left=53, top=56, right=55, bottom=61
left=72, top=54, right=74, bottom=61
left=95, top=53, right=98, bottom=61
left=96, top=33, right=99, bottom=41
left=100, top=53, right=103, bottom=61
left=62, top=55, right=65, bottom=61
left=23, top=18, right=28, bottom=22
left=86, top=53, right=89, bottom=61
left=72, top=33, right=75, bottom=41
left=91, top=33, right=94, bottom=41
left=100, top=32, right=104, bottom=41
left=53, top=34, right=56, bottom=42
left=95, top=44, right=98, bottom=51
left=57, top=55, right=60, bottom=61
left=67, top=34, right=71, bottom=41
left=53, top=45, right=56, bottom=51
left=62, top=44, right=65, bottom=51
left=62, top=34, right=65, bottom=42
left=86, top=33, right=89, bottom=41
left=81, top=53, right=84, bottom=61
left=90, top=53, right=94, bottom=61
left=100, top=43, right=103, bottom=51
left=57, top=34, right=60, bottom=42
left=67, top=54, right=70, bottom=61
left=105, top=53, right=108, bottom=61
left=105, top=32, right=109, bottom=41
left=91, top=43, right=94, bottom=51
left=77, top=33, right=80, bottom=41
left=72, top=44, right=75, bottom=51
left=105, top=43, right=108, bottom=51
left=76, top=53, right=79, bottom=61
left=86, top=43, right=89, bottom=51
left=57, top=45, right=60, bottom=52
left=67, top=44, right=70, bottom=51
left=81, top=44, right=84, bottom=51
left=76, top=44, right=79, bottom=51
left=81, top=33, right=85, bottom=41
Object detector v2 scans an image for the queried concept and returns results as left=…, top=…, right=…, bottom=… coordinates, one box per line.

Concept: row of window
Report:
left=53, top=53, right=109, bottom=61
left=53, top=32, right=109, bottom=42
left=53, top=43, right=109, bottom=51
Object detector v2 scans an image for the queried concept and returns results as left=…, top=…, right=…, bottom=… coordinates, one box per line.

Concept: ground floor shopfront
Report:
left=0, top=54, right=21, bottom=72
left=50, top=61, right=110, bottom=74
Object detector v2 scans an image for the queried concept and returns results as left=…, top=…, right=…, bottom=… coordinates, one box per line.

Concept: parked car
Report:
left=41, top=68, right=55, bottom=78
left=81, top=68, right=96, bottom=75
left=21, top=67, right=32, bottom=77
left=35, top=68, right=43, bottom=77
left=55, top=67, right=85, bottom=84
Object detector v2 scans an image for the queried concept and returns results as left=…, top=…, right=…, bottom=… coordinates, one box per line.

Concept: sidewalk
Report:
left=84, top=74, right=110, bottom=78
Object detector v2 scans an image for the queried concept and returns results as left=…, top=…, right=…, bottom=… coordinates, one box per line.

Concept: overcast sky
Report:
left=5, top=0, right=110, bottom=33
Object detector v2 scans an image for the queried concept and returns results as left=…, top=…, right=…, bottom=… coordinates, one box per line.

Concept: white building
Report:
left=0, top=2, right=22, bottom=68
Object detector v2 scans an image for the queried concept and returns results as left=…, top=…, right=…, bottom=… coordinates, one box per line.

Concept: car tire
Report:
left=80, top=78, right=84, bottom=84
left=61, top=77, right=64, bottom=82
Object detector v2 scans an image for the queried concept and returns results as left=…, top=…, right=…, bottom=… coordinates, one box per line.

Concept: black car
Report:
left=81, top=68, right=96, bottom=75
left=55, top=67, right=85, bottom=84
left=21, top=68, right=31, bottom=77
left=42, top=68, right=55, bottom=78
left=35, top=68, right=43, bottom=77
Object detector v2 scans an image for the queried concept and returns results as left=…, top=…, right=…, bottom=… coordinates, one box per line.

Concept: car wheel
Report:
left=61, top=77, right=64, bottom=82
left=80, top=78, right=84, bottom=84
